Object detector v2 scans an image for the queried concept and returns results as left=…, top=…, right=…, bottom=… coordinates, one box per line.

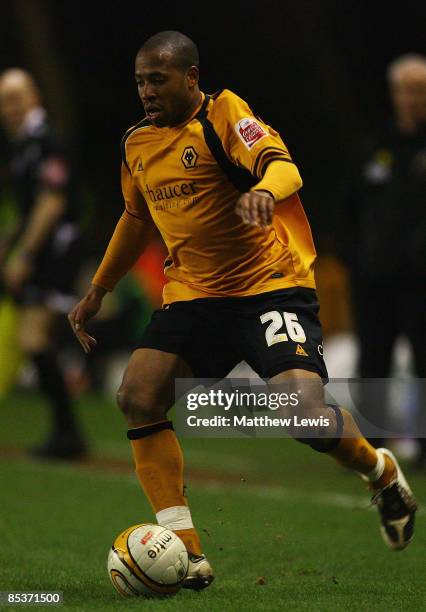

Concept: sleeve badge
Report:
left=234, top=118, right=268, bottom=149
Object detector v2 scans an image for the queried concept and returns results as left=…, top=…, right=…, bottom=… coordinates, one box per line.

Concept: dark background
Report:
left=1, top=0, right=425, bottom=252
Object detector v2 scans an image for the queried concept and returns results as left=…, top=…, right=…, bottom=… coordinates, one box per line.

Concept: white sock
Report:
left=363, top=450, right=385, bottom=482
left=156, top=505, right=194, bottom=531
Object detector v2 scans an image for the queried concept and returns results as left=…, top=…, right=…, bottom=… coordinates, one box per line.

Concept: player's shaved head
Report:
left=137, top=31, right=199, bottom=70
left=0, top=68, right=39, bottom=96
left=0, top=68, right=40, bottom=135
left=386, top=54, right=426, bottom=131
left=387, top=54, right=426, bottom=85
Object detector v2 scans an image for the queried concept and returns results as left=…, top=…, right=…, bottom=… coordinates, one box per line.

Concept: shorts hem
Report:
left=263, top=361, right=328, bottom=381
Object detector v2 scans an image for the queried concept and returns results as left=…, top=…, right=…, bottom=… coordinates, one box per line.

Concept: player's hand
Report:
left=3, top=253, right=33, bottom=295
left=68, top=285, right=106, bottom=354
left=235, top=190, right=275, bottom=228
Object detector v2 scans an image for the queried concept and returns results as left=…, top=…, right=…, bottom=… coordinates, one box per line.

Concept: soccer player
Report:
left=69, top=32, right=417, bottom=589
left=0, top=69, right=87, bottom=459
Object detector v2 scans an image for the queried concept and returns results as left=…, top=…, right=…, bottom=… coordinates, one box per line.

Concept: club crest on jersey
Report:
left=181, top=146, right=198, bottom=169
left=235, top=118, right=267, bottom=149
left=137, top=157, right=144, bottom=172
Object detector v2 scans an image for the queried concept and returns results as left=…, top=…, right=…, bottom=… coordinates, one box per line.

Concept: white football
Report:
left=107, top=523, right=188, bottom=597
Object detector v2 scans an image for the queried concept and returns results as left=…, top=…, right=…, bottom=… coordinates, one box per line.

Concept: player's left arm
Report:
left=210, top=90, right=302, bottom=227
left=236, top=160, right=302, bottom=227
left=3, top=155, right=69, bottom=293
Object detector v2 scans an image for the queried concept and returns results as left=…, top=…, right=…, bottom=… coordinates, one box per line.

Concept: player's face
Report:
left=135, top=50, right=199, bottom=127
left=390, top=69, right=426, bottom=128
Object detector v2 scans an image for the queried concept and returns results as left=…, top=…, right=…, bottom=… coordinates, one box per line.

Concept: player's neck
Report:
left=169, top=90, right=202, bottom=128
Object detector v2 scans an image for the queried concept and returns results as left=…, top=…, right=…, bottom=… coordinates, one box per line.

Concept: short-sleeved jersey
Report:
left=121, top=89, right=316, bottom=304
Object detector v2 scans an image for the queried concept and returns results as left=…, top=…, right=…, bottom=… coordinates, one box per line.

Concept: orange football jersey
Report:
left=94, top=89, right=316, bottom=304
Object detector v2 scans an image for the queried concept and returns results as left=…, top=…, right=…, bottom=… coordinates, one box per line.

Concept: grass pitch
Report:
left=0, top=390, right=425, bottom=611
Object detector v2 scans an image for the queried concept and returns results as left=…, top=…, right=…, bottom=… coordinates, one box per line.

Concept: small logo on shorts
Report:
left=296, top=344, right=308, bottom=356
left=317, top=344, right=323, bottom=356
left=270, top=272, right=283, bottom=279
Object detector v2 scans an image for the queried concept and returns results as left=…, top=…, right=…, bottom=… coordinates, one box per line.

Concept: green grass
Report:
left=0, top=390, right=425, bottom=611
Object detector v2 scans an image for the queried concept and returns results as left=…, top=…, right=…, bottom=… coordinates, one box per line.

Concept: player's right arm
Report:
left=68, top=163, right=155, bottom=353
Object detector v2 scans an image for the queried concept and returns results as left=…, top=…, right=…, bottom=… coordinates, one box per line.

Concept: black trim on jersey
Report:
left=121, top=117, right=152, bottom=174
left=197, top=94, right=211, bottom=116
left=195, top=94, right=258, bottom=193
left=253, top=146, right=292, bottom=178
left=260, top=156, right=294, bottom=177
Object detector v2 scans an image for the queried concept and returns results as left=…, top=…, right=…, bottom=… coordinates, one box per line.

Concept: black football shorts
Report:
left=14, top=222, right=83, bottom=312
left=139, top=287, right=328, bottom=380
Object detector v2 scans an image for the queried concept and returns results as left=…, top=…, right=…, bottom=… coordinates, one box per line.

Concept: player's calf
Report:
left=117, top=349, right=208, bottom=571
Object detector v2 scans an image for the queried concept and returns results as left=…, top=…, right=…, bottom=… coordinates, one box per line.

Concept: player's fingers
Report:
left=78, top=330, right=96, bottom=345
left=255, top=192, right=272, bottom=224
left=258, top=198, right=274, bottom=227
left=253, top=200, right=269, bottom=227
left=68, top=307, right=79, bottom=326
left=251, top=202, right=262, bottom=225
left=236, top=205, right=248, bottom=223
left=76, top=330, right=97, bottom=354
left=69, top=304, right=90, bottom=332
left=76, top=334, right=89, bottom=354
left=237, top=193, right=271, bottom=227
left=267, top=199, right=274, bottom=222
left=236, top=196, right=252, bottom=225
left=258, top=201, right=269, bottom=226
left=241, top=195, right=259, bottom=225
left=235, top=200, right=244, bottom=220
left=68, top=313, right=81, bottom=333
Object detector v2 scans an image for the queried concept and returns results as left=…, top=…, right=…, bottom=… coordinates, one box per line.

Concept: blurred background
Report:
left=1, top=0, right=424, bottom=244
left=0, top=0, right=425, bottom=446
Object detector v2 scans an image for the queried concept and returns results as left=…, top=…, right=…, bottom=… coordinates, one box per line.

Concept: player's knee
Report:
left=116, top=383, right=166, bottom=426
left=116, top=385, right=150, bottom=419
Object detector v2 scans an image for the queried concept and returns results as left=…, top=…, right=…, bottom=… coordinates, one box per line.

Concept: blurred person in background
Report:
left=0, top=68, right=87, bottom=460
left=347, top=54, right=426, bottom=467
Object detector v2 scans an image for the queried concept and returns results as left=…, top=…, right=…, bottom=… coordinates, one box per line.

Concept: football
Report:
left=107, top=523, right=189, bottom=598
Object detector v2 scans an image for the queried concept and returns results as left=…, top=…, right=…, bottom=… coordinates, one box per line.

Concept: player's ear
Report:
left=186, top=65, right=199, bottom=87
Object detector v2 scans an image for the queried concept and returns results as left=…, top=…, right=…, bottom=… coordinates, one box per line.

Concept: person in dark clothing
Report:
left=349, top=54, right=426, bottom=466
left=0, top=68, right=87, bottom=459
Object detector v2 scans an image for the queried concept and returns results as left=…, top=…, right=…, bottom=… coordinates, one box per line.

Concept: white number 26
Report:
left=260, top=311, right=306, bottom=346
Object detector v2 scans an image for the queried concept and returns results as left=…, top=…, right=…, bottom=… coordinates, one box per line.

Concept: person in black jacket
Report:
left=349, top=54, right=426, bottom=466
left=0, top=68, right=87, bottom=459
